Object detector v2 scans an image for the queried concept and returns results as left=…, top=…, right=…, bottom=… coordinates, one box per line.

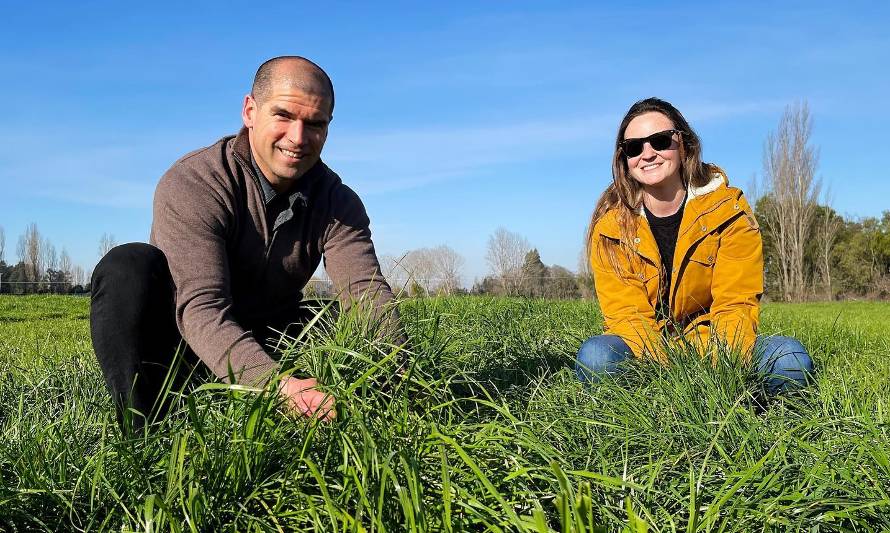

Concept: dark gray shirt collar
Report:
left=249, top=151, right=279, bottom=205
left=249, top=151, right=316, bottom=233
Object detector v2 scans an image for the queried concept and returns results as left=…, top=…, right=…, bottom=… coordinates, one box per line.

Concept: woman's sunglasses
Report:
left=620, top=129, right=682, bottom=158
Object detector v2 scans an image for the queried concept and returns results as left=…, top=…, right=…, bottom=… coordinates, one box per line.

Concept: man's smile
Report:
left=277, top=146, right=304, bottom=160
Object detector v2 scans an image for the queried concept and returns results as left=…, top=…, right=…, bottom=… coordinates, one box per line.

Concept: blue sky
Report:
left=1, top=1, right=888, bottom=284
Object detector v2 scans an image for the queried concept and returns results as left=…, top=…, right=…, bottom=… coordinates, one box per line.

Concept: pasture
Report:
left=0, top=295, right=888, bottom=531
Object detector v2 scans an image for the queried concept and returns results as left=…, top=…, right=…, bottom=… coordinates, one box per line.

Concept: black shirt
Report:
left=644, top=197, right=686, bottom=321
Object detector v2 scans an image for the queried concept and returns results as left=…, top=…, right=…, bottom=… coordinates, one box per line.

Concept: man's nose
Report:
left=286, top=120, right=307, bottom=146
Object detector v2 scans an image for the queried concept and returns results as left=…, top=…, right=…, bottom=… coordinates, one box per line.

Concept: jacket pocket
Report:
left=619, top=262, right=660, bottom=304
left=689, top=239, right=718, bottom=267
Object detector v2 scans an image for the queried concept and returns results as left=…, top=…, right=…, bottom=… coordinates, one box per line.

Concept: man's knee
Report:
left=93, top=243, right=169, bottom=288
left=575, top=335, right=631, bottom=382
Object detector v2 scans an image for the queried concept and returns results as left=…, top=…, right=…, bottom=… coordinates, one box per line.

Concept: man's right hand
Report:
left=278, top=377, right=336, bottom=421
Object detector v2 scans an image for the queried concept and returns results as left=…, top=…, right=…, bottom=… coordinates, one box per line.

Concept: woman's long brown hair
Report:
left=586, top=97, right=718, bottom=277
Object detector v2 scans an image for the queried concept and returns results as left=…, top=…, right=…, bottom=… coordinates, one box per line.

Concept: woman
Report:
left=577, top=97, right=812, bottom=392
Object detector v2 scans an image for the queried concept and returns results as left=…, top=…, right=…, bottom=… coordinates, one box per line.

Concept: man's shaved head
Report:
left=251, top=56, right=335, bottom=117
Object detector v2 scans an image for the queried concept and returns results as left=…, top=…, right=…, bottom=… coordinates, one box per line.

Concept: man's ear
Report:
left=242, top=94, right=257, bottom=128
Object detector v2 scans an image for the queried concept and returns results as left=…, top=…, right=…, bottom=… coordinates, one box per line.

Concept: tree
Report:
left=401, top=249, right=437, bottom=295
left=41, top=241, right=58, bottom=273
left=383, top=246, right=465, bottom=297
left=71, top=264, right=87, bottom=289
left=57, top=248, right=75, bottom=293
left=17, top=223, right=42, bottom=286
left=471, top=275, right=500, bottom=295
left=0, top=260, right=8, bottom=294
left=378, top=254, right=408, bottom=295
left=812, top=202, right=842, bottom=300
left=547, top=265, right=581, bottom=299
left=99, top=233, right=117, bottom=258
left=429, top=245, right=464, bottom=295
left=485, top=227, right=530, bottom=296
left=6, top=262, right=30, bottom=295
left=59, top=248, right=73, bottom=279
left=0, top=225, right=5, bottom=263
left=45, top=268, right=71, bottom=294
left=519, top=249, right=547, bottom=297
left=759, top=101, right=821, bottom=302
left=576, top=248, right=595, bottom=300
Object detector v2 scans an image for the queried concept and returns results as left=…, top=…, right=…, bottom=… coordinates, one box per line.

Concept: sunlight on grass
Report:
left=1, top=295, right=888, bottom=530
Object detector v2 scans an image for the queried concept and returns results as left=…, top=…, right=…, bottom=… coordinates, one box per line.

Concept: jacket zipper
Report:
left=231, top=151, right=276, bottom=273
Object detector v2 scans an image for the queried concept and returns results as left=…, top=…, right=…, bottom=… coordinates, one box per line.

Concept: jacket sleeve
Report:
left=709, top=198, right=763, bottom=362
left=151, top=166, right=279, bottom=386
left=322, top=185, right=406, bottom=346
left=590, top=239, right=665, bottom=362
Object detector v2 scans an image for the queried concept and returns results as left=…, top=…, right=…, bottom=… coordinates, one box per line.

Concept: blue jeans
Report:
left=575, top=334, right=813, bottom=393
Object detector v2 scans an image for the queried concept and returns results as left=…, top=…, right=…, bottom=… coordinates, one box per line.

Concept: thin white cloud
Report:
left=0, top=133, right=213, bottom=209
left=325, top=113, right=613, bottom=194
left=0, top=99, right=783, bottom=205
left=324, top=98, right=782, bottom=195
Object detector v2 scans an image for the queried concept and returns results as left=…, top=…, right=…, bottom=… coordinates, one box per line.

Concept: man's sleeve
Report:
left=321, top=184, right=406, bottom=345
left=151, top=168, right=279, bottom=386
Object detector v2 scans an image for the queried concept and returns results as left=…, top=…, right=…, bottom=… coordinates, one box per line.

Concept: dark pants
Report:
left=90, top=243, right=312, bottom=427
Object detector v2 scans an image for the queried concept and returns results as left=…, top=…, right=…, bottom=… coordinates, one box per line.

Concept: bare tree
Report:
left=0, top=225, right=5, bottom=263
left=760, top=101, right=821, bottom=302
left=382, top=246, right=465, bottom=296
left=41, top=241, right=58, bottom=273
left=378, top=253, right=410, bottom=295
left=577, top=247, right=595, bottom=299
left=16, top=223, right=43, bottom=282
left=813, top=192, right=842, bottom=300
left=59, top=248, right=73, bottom=277
left=72, top=265, right=86, bottom=287
left=485, top=227, right=530, bottom=296
left=430, top=245, right=464, bottom=295
left=98, top=233, right=118, bottom=258
left=402, top=248, right=437, bottom=295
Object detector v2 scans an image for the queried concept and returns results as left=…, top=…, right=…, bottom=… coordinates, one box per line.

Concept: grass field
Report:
left=1, top=295, right=889, bottom=531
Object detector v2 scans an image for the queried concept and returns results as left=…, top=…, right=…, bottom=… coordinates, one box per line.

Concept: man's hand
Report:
left=278, top=377, right=336, bottom=421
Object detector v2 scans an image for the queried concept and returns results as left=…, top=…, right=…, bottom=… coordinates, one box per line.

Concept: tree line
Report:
left=754, top=101, right=890, bottom=301
left=0, top=224, right=117, bottom=294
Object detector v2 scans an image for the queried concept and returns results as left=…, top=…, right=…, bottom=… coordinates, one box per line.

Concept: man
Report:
left=91, top=56, right=402, bottom=425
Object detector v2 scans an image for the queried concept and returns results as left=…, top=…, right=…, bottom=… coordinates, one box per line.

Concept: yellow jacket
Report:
left=590, top=173, right=763, bottom=362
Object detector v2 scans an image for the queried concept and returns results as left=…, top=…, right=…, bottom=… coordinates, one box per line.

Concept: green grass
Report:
left=1, top=295, right=889, bottom=531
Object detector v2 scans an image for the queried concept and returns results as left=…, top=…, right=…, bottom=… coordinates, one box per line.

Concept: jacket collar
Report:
left=633, top=172, right=726, bottom=216
left=688, top=172, right=726, bottom=199
left=597, top=172, right=736, bottom=243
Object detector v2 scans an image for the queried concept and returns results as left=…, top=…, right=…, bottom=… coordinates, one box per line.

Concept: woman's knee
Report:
left=575, top=335, right=631, bottom=382
left=755, top=335, right=814, bottom=390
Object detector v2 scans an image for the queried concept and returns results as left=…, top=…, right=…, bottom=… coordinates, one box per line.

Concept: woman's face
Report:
left=622, top=112, right=682, bottom=190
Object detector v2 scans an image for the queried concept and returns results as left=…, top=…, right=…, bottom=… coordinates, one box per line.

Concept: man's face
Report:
left=242, top=82, right=331, bottom=192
